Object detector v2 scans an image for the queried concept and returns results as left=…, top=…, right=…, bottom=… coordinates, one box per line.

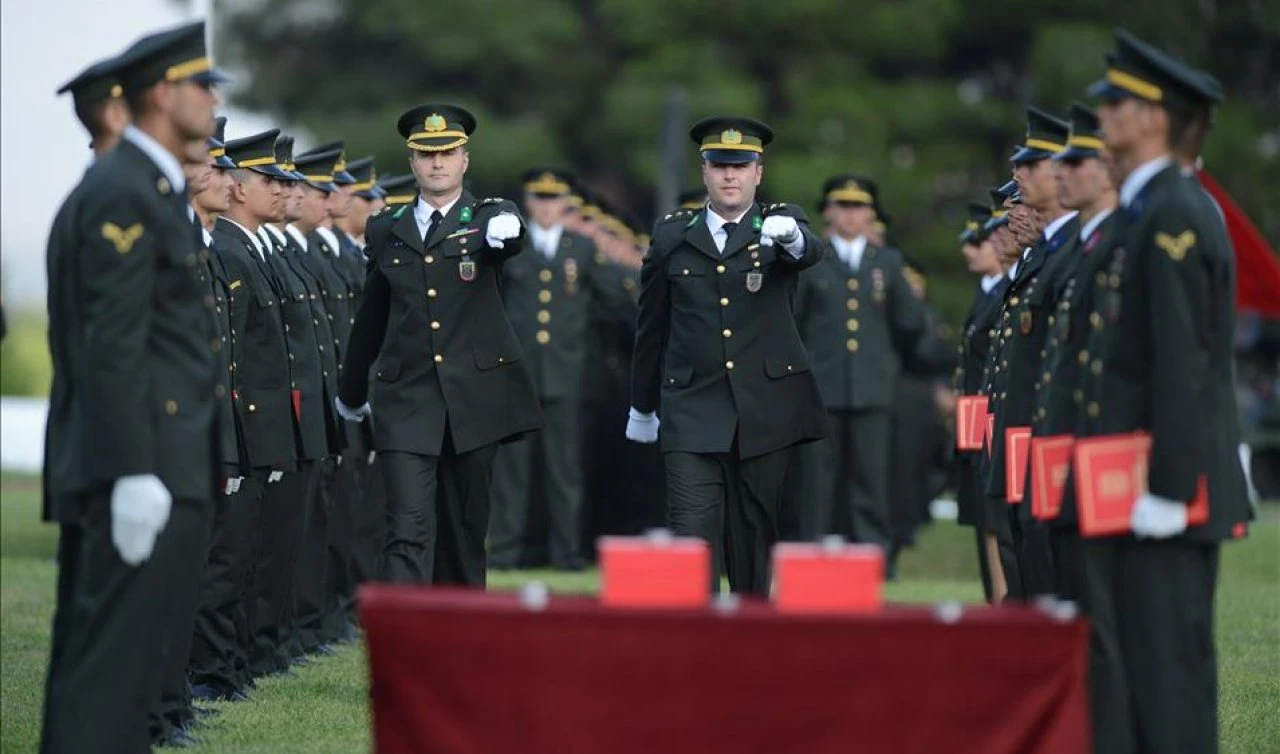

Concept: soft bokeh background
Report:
left=3, top=0, right=1278, bottom=397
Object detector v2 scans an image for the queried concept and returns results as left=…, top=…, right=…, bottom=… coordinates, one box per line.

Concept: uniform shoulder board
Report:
left=373, top=205, right=394, bottom=219
left=480, top=197, right=504, bottom=206
left=660, top=208, right=694, bottom=224
left=392, top=205, right=408, bottom=220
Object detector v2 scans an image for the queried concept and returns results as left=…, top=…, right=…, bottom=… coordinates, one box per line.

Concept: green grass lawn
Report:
left=2, top=474, right=1277, bottom=753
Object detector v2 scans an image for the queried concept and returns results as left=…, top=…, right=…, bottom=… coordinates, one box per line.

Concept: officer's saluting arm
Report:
left=762, top=203, right=824, bottom=270
left=79, top=187, right=160, bottom=479
left=1145, top=205, right=1210, bottom=503
left=338, top=216, right=392, bottom=409
left=476, top=199, right=526, bottom=263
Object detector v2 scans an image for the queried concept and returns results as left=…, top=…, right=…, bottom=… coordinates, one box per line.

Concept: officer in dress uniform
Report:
left=41, top=22, right=225, bottom=753
left=488, top=167, right=599, bottom=572
left=189, top=116, right=264, bottom=711
left=785, top=175, right=929, bottom=547
left=40, top=52, right=130, bottom=726
left=1026, top=103, right=1121, bottom=604
left=336, top=104, right=543, bottom=586
left=627, top=116, right=827, bottom=595
left=953, top=202, right=1009, bottom=601
left=1075, top=29, right=1251, bottom=754
left=210, top=129, right=303, bottom=684
left=985, top=107, right=1080, bottom=599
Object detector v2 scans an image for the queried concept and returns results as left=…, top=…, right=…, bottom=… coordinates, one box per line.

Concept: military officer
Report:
left=985, top=107, right=1079, bottom=599
left=56, top=54, right=130, bottom=156
left=953, top=201, right=1009, bottom=601
left=342, top=156, right=383, bottom=245
left=337, top=104, right=543, bottom=586
left=209, top=128, right=303, bottom=685
left=41, top=22, right=225, bottom=754
left=488, top=167, right=599, bottom=571
left=189, top=116, right=265, bottom=710
left=1075, top=30, right=1252, bottom=754
left=627, top=116, right=826, bottom=595
left=786, top=174, right=929, bottom=548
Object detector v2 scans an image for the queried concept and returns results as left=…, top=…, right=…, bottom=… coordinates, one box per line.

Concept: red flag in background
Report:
left=1196, top=169, right=1280, bottom=316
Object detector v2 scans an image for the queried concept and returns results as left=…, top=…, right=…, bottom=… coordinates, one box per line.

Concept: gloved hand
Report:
left=223, top=477, right=243, bottom=496
left=759, top=215, right=801, bottom=252
left=335, top=396, right=371, bottom=423
left=110, top=474, right=173, bottom=566
left=1130, top=492, right=1188, bottom=539
left=268, top=471, right=284, bottom=484
left=625, top=407, right=659, bottom=444
left=485, top=212, right=522, bottom=248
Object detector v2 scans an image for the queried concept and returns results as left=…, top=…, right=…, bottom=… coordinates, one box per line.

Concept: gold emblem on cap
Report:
left=424, top=114, right=448, bottom=133
left=721, top=129, right=743, bottom=145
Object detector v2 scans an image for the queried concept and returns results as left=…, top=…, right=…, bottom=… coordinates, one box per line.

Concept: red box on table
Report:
left=771, top=541, right=884, bottom=614
left=598, top=534, right=709, bottom=608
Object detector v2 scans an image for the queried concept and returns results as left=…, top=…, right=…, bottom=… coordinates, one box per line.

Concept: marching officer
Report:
left=337, top=104, right=543, bottom=586
left=786, top=175, right=929, bottom=547
left=42, top=22, right=225, bottom=753
left=627, top=116, right=827, bottom=595
left=1077, top=29, right=1251, bottom=753
left=985, top=107, right=1079, bottom=599
left=488, top=167, right=599, bottom=572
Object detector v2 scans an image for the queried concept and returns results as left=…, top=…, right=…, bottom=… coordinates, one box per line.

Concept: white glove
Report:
left=223, top=477, right=243, bottom=496
left=1130, top=492, right=1188, bottom=539
left=485, top=212, right=522, bottom=248
left=268, top=471, right=284, bottom=484
left=759, top=215, right=802, bottom=254
left=110, top=474, right=173, bottom=566
left=625, top=407, right=659, bottom=444
left=335, top=396, right=371, bottom=423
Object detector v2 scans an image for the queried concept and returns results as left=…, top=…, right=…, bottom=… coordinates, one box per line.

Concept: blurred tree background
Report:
left=205, top=0, right=1278, bottom=322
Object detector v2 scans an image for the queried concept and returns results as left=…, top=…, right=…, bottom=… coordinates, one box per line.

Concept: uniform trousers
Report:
left=379, top=433, right=499, bottom=586
left=664, top=446, right=790, bottom=596
left=41, top=492, right=207, bottom=754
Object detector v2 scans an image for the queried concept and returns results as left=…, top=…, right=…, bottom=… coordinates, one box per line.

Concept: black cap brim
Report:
left=213, top=156, right=236, bottom=169
left=702, top=149, right=760, bottom=165
left=189, top=68, right=231, bottom=85
left=1053, top=146, right=1100, bottom=162
left=334, top=171, right=357, bottom=185
left=983, top=215, right=1010, bottom=233
left=304, top=181, right=338, bottom=194
left=250, top=164, right=294, bottom=180
left=1010, top=146, right=1055, bottom=164
left=1087, top=77, right=1137, bottom=102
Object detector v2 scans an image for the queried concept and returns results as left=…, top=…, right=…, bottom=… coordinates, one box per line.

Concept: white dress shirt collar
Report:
left=1043, top=210, right=1079, bottom=243
left=415, top=194, right=461, bottom=239
left=829, top=234, right=867, bottom=271
left=285, top=224, right=310, bottom=251
left=1120, top=155, right=1173, bottom=208
left=980, top=274, right=1004, bottom=294
left=529, top=223, right=564, bottom=261
left=314, top=226, right=341, bottom=256
left=122, top=125, right=185, bottom=195
left=1080, top=208, right=1114, bottom=242
left=222, top=217, right=266, bottom=260
left=705, top=206, right=750, bottom=253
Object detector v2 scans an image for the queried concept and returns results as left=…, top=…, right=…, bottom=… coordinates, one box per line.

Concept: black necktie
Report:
left=720, top=222, right=737, bottom=252
left=423, top=209, right=443, bottom=246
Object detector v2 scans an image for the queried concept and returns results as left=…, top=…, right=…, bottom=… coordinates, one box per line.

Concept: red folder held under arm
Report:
left=955, top=396, right=989, bottom=451
left=1030, top=435, right=1075, bottom=521
left=1004, top=427, right=1031, bottom=503
left=1072, top=432, right=1209, bottom=538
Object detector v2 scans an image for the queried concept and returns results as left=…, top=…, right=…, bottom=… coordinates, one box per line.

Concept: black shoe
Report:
left=192, top=705, right=219, bottom=718
left=159, top=728, right=203, bottom=748
left=229, top=689, right=255, bottom=703
left=312, top=644, right=336, bottom=656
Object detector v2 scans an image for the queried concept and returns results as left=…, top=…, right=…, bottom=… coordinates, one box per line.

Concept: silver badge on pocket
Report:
left=459, top=257, right=477, bottom=282
left=746, top=271, right=763, bottom=293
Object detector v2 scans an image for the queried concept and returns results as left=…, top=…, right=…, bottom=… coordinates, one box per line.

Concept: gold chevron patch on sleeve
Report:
left=1154, top=230, right=1195, bottom=261
left=101, top=222, right=145, bottom=254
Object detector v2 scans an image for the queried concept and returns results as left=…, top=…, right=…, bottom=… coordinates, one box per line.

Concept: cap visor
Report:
left=214, top=156, right=236, bottom=169
left=958, top=229, right=976, bottom=244
left=983, top=216, right=1009, bottom=233
left=1053, top=146, right=1099, bottom=162
left=190, top=68, right=231, bottom=85
left=702, top=149, right=759, bottom=165
left=1009, top=146, right=1053, bottom=164
left=334, top=171, right=357, bottom=185
left=251, top=165, right=293, bottom=180
left=1086, top=78, right=1138, bottom=101
left=305, top=181, right=338, bottom=194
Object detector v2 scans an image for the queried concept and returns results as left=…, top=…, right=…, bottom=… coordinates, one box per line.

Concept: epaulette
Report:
left=762, top=202, right=790, bottom=215
left=392, top=205, right=408, bottom=220
left=480, top=197, right=504, bottom=206
left=659, top=208, right=695, bottom=224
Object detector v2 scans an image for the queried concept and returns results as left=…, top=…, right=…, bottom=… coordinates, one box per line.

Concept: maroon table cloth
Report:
left=361, top=587, right=1089, bottom=754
